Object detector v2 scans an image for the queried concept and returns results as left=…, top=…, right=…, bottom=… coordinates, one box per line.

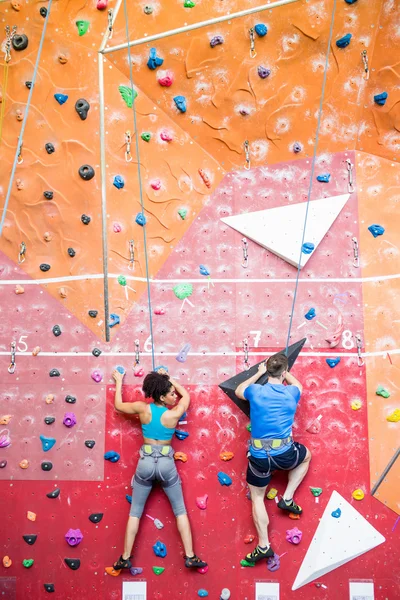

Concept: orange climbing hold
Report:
left=105, top=566, right=121, bottom=576
left=219, top=451, right=234, bottom=461
left=198, top=169, right=211, bottom=188
left=27, top=511, right=36, bottom=521
left=59, top=287, right=68, bottom=298
left=15, top=285, right=24, bottom=294
left=32, top=347, right=41, bottom=356
left=289, top=513, right=301, bottom=520
left=45, top=394, right=54, bottom=404
left=19, top=459, right=29, bottom=469
left=0, top=415, right=12, bottom=425
left=174, top=452, right=187, bottom=462
left=2, top=556, right=12, bottom=568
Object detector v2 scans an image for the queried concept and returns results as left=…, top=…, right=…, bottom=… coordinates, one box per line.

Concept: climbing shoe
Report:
left=184, top=554, right=207, bottom=569
left=244, top=545, right=274, bottom=564
left=278, top=498, right=302, bottom=515
left=113, top=555, right=132, bottom=570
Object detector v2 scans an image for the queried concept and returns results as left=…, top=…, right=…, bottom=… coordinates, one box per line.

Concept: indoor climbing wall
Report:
left=0, top=0, right=399, bottom=599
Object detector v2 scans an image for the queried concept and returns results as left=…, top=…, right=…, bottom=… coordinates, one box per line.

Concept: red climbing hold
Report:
left=198, top=169, right=211, bottom=188
left=244, top=534, right=255, bottom=544
left=97, top=0, right=108, bottom=8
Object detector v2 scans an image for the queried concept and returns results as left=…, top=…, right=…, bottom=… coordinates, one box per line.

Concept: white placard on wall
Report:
left=349, top=580, right=374, bottom=600
left=255, top=581, right=280, bottom=600
left=122, top=580, right=147, bottom=600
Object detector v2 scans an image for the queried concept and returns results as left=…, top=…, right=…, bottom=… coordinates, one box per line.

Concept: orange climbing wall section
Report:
left=1, top=0, right=400, bottom=599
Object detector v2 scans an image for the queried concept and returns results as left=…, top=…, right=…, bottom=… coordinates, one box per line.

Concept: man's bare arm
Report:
left=235, top=362, right=267, bottom=400
left=284, top=371, right=303, bottom=393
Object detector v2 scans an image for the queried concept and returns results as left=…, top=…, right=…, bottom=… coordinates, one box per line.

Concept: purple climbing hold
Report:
left=257, top=66, right=271, bottom=79
left=91, top=370, right=103, bottom=383
left=130, top=566, right=144, bottom=576
left=286, top=527, right=302, bottom=544
left=336, top=33, right=352, bottom=48
left=135, top=213, right=147, bottom=226
left=368, top=224, right=385, bottom=238
left=374, top=92, right=388, bottom=106
left=210, top=35, right=224, bottom=48
left=293, top=142, right=302, bottom=154
left=65, top=528, right=83, bottom=547
left=0, top=460, right=7, bottom=468
left=176, top=343, right=191, bottom=363
left=254, top=23, right=267, bottom=37
left=267, top=553, right=280, bottom=572
left=63, top=412, right=77, bottom=428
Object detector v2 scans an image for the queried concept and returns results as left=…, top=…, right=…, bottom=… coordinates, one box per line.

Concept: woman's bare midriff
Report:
left=143, top=437, right=172, bottom=445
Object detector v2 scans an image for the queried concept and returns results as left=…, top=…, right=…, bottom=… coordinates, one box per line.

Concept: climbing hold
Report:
left=199, top=265, right=210, bottom=276
left=217, top=471, right=232, bottom=486
left=97, top=0, right=108, bottom=8
left=376, top=386, right=390, bottom=398
left=81, top=214, right=91, bottom=224
left=91, top=370, right=103, bottom=383
left=198, top=169, right=211, bottom=188
left=152, top=566, right=165, bottom=575
left=240, top=559, right=255, bottom=567
left=45, top=143, right=55, bottom=154
left=184, top=0, right=195, bottom=6
left=3, top=556, right=12, bottom=567
left=0, top=432, right=11, bottom=448
left=44, top=584, right=55, bottom=593
left=58, top=53, right=68, bottom=64
left=126, top=495, right=132, bottom=504
left=39, top=7, right=48, bottom=17
left=92, top=348, right=102, bottom=357
left=15, top=285, right=24, bottom=294
left=27, top=511, right=36, bottom=521
left=16, top=109, right=23, bottom=121
left=257, top=65, right=271, bottom=79
left=23, top=534, right=37, bottom=546
left=286, top=526, right=302, bottom=544
left=196, top=494, right=208, bottom=510
left=154, top=308, right=166, bottom=315
left=150, top=179, right=162, bottom=191
left=331, top=508, right=341, bottom=518
left=22, top=558, right=34, bottom=568
left=104, top=450, right=120, bottom=462
left=267, top=553, right=281, bottom=572
left=344, top=0, right=357, bottom=3
left=302, top=242, right=314, bottom=254
left=351, top=399, right=362, bottom=410
left=75, top=98, right=90, bottom=121
left=0, top=415, right=12, bottom=425
left=40, top=435, right=56, bottom=452
left=105, top=566, right=121, bottom=576
left=43, top=232, right=53, bottom=243
left=0, top=461, right=7, bottom=468
left=65, top=395, right=76, bottom=404
left=219, top=451, right=234, bottom=461
left=89, top=513, right=103, bottom=523
left=44, top=191, right=54, bottom=200
left=52, top=325, right=62, bottom=337
left=25, top=81, right=32, bottom=89
left=310, top=487, right=323, bottom=497
left=153, top=541, right=167, bottom=558
left=386, top=409, right=400, bottom=423
left=64, top=558, right=81, bottom=570
left=305, top=308, right=316, bottom=320
left=63, top=413, right=77, bottom=428
left=293, top=142, right=302, bottom=153
left=135, top=213, right=147, bottom=226
left=12, top=34, right=29, bottom=51
left=85, top=440, right=96, bottom=449
left=317, top=173, right=331, bottom=182
left=246, top=423, right=251, bottom=432
left=141, top=132, right=152, bottom=142
left=374, top=92, right=388, bottom=106
left=198, top=591, right=208, bottom=598
left=174, top=95, right=187, bottom=113
left=352, top=488, right=364, bottom=501
left=11, top=0, right=21, bottom=11
left=368, top=224, right=385, bottom=237
left=16, top=178, right=24, bottom=191
left=336, top=33, right=352, bottom=48
left=88, top=310, right=98, bottom=318
left=147, top=48, right=164, bottom=70
left=40, top=263, right=51, bottom=273
left=254, top=23, right=268, bottom=37
left=65, top=528, right=83, bottom=547
left=130, top=567, right=144, bottom=576
left=76, top=20, right=90, bottom=36
left=326, top=357, right=341, bottom=368
left=109, top=313, right=120, bottom=328
left=244, top=534, right=255, bottom=544
left=210, top=35, right=224, bottom=47
left=144, top=5, right=153, bottom=14
left=19, top=459, right=29, bottom=469
left=176, top=343, right=191, bottom=363
left=158, top=71, right=174, bottom=87
left=119, top=85, right=137, bottom=108
left=46, top=488, right=60, bottom=499
left=113, top=175, right=124, bottom=189
left=79, top=165, right=95, bottom=181
left=49, top=369, right=60, bottom=377
left=173, top=283, right=193, bottom=300
left=41, top=461, right=53, bottom=471
left=266, top=487, right=278, bottom=500
left=178, top=208, right=187, bottom=219
left=116, top=366, right=125, bottom=375
left=174, top=451, right=187, bottom=462
left=175, top=430, right=189, bottom=441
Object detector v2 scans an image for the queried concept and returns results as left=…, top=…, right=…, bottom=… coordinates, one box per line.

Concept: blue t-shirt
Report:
left=244, top=383, right=301, bottom=458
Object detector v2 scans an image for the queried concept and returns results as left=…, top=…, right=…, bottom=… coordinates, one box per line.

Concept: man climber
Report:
left=235, top=353, right=311, bottom=564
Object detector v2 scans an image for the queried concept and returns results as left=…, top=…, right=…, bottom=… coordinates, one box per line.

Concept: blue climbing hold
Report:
left=199, top=265, right=210, bottom=276
left=326, top=357, right=341, bottom=368
left=344, top=0, right=357, bottom=4
left=336, top=33, right=352, bottom=48
left=217, top=471, right=232, bottom=486
left=54, top=93, right=68, bottom=105
left=155, top=365, right=169, bottom=373
left=254, top=24, right=267, bottom=37
left=305, top=308, right=316, bottom=321
left=374, top=92, right=388, bottom=106
left=40, top=435, right=56, bottom=452
left=109, top=313, right=120, bottom=328
left=175, top=430, right=189, bottom=441
left=331, top=508, right=341, bottom=518
left=104, top=450, right=120, bottom=462
left=116, top=366, right=125, bottom=374
left=126, top=494, right=132, bottom=504
left=198, top=591, right=209, bottom=598
left=174, top=96, right=187, bottom=113
left=113, top=175, right=124, bottom=189
left=302, top=243, right=315, bottom=255
left=135, top=213, right=147, bottom=226
left=153, top=541, right=167, bottom=558
left=147, top=47, right=164, bottom=70
left=317, top=173, right=330, bottom=183
left=368, top=224, right=385, bottom=238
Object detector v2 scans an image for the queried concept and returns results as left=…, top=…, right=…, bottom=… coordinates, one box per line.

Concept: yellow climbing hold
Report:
left=266, top=488, right=278, bottom=500
left=351, top=400, right=362, bottom=410
left=352, top=489, right=364, bottom=501
left=386, top=409, right=400, bottom=423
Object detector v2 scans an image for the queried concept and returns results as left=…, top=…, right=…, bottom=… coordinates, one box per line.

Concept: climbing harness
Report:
left=346, top=158, right=354, bottom=193
left=125, top=130, right=132, bottom=162
left=8, top=341, right=16, bottom=374
left=18, top=241, right=26, bottom=264
left=244, top=140, right=250, bottom=170
left=134, top=339, right=140, bottom=365
left=107, top=9, right=114, bottom=39
left=243, top=338, right=250, bottom=370
left=249, top=28, right=256, bottom=58
left=247, top=442, right=300, bottom=481
left=352, top=237, right=359, bottom=268
left=135, top=445, right=177, bottom=487
left=251, top=436, right=293, bottom=451
left=361, top=49, right=369, bottom=80
left=128, top=239, right=135, bottom=270
left=355, top=334, right=364, bottom=366
left=0, top=25, right=17, bottom=144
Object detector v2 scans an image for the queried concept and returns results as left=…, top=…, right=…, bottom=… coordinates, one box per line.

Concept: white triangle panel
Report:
left=292, top=490, right=385, bottom=590
left=221, top=194, right=349, bottom=269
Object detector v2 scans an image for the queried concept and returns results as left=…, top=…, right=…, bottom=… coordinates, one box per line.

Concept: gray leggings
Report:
left=129, top=445, right=187, bottom=519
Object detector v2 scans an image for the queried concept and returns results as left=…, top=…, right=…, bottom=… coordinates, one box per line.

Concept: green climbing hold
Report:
left=178, top=208, right=187, bottom=220
left=23, top=559, right=34, bottom=568
left=240, top=559, right=255, bottom=567
left=117, top=275, right=127, bottom=286
left=141, top=132, right=152, bottom=142
left=152, top=566, right=165, bottom=575
left=310, top=487, right=323, bottom=497
left=173, top=283, right=193, bottom=300
left=76, top=20, right=90, bottom=36
left=376, top=386, right=390, bottom=398
left=119, top=85, right=138, bottom=108
left=246, top=423, right=251, bottom=432
left=184, top=0, right=196, bottom=6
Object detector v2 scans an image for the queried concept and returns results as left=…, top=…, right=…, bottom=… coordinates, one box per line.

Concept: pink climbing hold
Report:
left=197, top=565, right=208, bottom=574
left=113, top=222, right=122, bottom=233
left=286, top=527, right=302, bottom=545
left=196, top=494, right=208, bottom=510
left=96, top=0, right=108, bottom=8
left=91, top=370, right=103, bottom=383
left=154, top=308, right=166, bottom=315
left=150, top=179, right=162, bottom=190
left=158, top=71, right=174, bottom=87
left=160, top=130, right=173, bottom=142
left=133, top=366, right=145, bottom=377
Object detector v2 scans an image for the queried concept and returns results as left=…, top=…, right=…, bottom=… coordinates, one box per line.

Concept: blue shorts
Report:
left=246, top=442, right=308, bottom=487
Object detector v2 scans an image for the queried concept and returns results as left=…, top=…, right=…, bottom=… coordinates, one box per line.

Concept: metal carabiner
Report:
left=355, top=334, right=364, bottom=367
left=242, top=237, right=248, bottom=269
left=352, top=237, right=359, bottom=268
left=8, top=341, right=16, bottom=374
left=244, top=140, right=250, bottom=170
left=346, top=159, right=354, bottom=193
left=128, top=239, right=135, bottom=271
left=17, top=142, right=23, bottom=165
left=243, top=338, right=250, bottom=370
left=134, top=339, right=140, bottom=365
left=249, top=28, right=257, bottom=59
left=125, top=131, right=132, bottom=163
left=361, top=50, right=369, bottom=80
left=18, top=241, right=26, bottom=264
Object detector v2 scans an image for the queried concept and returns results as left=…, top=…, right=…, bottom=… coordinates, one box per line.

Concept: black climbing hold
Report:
left=89, top=513, right=103, bottom=524
left=85, top=440, right=95, bottom=449
left=46, top=488, right=60, bottom=499
left=0, top=460, right=7, bottom=468
left=44, top=416, right=55, bottom=425
left=49, top=369, right=60, bottom=377
left=40, top=263, right=51, bottom=272
left=79, top=164, right=95, bottom=181
left=41, top=461, right=53, bottom=471
left=25, top=81, right=32, bottom=89
left=88, top=310, right=98, bottom=318
left=45, top=143, right=55, bottom=154
left=40, top=7, right=48, bottom=17
left=44, top=191, right=53, bottom=200
left=52, top=325, right=62, bottom=337
left=64, top=558, right=80, bottom=570
left=92, top=348, right=102, bottom=357
left=44, top=583, right=55, bottom=593
left=12, top=34, right=29, bottom=51
left=75, top=98, right=90, bottom=121
left=81, top=214, right=91, bottom=225
left=68, top=248, right=76, bottom=257
left=23, top=534, right=37, bottom=546
left=65, top=395, right=76, bottom=404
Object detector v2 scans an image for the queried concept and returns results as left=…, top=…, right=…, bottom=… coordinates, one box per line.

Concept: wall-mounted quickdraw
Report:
left=17, top=142, right=23, bottom=165
left=352, top=237, right=359, bottom=268
left=128, top=239, right=135, bottom=271
left=18, top=241, right=26, bottom=264
left=346, top=159, right=354, bottom=193
left=249, top=28, right=256, bottom=58
left=244, top=140, right=250, bottom=170
left=8, top=341, right=16, bottom=374
left=0, top=26, right=17, bottom=144
left=134, top=339, right=140, bottom=365
left=125, top=131, right=132, bottom=162
left=242, top=237, right=248, bottom=269
left=243, top=338, right=250, bottom=370
left=4, top=25, right=16, bottom=64
left=107, top=9, right=114, bottom=39
left=361, top=50, right=369, bottom=80
left=355, top=334, right=364, bottom=367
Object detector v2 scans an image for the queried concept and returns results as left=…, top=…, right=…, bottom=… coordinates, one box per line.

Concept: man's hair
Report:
left=266, top=354, right=288, bottom=378
left=142, top=371, right=172, bottom=403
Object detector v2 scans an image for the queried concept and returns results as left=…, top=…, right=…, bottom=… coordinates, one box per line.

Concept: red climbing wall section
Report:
left=1, top=0, right=400, bottom=599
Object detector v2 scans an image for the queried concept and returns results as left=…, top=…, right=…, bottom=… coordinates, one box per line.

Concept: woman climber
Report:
left=112, top=368, right=207, bottom=571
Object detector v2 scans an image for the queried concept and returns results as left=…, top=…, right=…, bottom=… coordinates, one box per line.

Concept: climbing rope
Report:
left=122, top=0, right=156, bottom=369
left=0, top=2, right=53, bottom=237
left=285, top=0, right=338, bottom=353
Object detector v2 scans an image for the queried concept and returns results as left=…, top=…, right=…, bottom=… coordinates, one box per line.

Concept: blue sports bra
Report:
left=141, top=404, right=175, bottom=441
